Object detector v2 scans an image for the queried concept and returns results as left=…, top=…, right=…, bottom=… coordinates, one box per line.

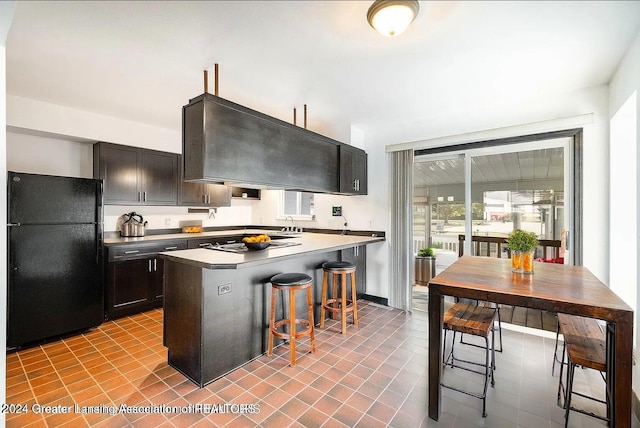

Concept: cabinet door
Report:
left=107, top=259, right=152, bottom=318
left=206, top=184, right=231, bottom=207
left=354, top=150, right=368, bottom=195
left=152, top=257, right=164, bottom=300
left=178, top=154, right=230, bottom=207
left=95, top=144, right=141, bottom=204
left=339, top=145, right=368, bottom=195
left=179, top=181, right=207, bottom=206
left=141, top=150, right=178, bottom=205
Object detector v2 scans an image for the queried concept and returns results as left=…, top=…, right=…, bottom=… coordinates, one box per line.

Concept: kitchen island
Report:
left=159, top=232, right=384, bottom=386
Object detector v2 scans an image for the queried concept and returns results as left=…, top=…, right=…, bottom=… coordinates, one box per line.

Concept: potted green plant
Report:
left=506, top=229, right=538, bottom=273
left=415, top=247, right=436, bottom=285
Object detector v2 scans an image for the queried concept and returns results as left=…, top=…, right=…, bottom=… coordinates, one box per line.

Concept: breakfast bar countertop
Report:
left=157, top=232, right=385, bottom=270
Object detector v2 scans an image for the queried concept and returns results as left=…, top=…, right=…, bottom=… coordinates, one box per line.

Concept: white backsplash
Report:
left=103, top=200, right=254, bottom=232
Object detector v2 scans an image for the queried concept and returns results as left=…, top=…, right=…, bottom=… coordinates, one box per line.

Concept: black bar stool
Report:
left=320, top=261, right=357, bottom=334
left=268, top=273, right=316, bottom=366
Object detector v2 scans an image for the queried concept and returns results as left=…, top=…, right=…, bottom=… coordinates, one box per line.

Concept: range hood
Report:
left=182, top=93, right=342, bottom=194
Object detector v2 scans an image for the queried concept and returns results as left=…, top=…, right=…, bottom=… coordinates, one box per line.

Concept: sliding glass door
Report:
left=469, top=140, right=569, bottom=263
left=413, top=137, right=573, bottom=272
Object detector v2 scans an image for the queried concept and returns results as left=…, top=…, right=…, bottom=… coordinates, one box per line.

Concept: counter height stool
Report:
left=268, top=273, right=316, bottom=367
left=556, top=313, right=610, bottom=427
left=320, top=261, right=357, bottom=334
left=442, top=302, right=497, bottom=418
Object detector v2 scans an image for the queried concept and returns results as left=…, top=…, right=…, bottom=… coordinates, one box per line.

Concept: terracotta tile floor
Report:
left=5, top=301, right=633, bottom=427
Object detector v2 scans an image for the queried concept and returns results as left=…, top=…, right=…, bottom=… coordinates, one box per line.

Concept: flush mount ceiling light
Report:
left=367, top=0, right=419, bottom=37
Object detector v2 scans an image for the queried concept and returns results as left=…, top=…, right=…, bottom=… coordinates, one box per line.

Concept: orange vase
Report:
left=511, top=251, right=523, bottom=273
left=523, top=251, right=535, bottom=274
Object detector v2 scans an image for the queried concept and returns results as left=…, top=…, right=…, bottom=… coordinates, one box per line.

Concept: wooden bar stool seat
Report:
left=442, top=302, right=497, bottom=417
left=268, top=273, right=316, bottom=367
left=320, top=261, right=357, bottom=334
left=556, top=313, right=609, bottom=427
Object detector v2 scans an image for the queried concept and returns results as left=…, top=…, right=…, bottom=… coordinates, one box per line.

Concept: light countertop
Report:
left=158, top=232, right=384, bottom=270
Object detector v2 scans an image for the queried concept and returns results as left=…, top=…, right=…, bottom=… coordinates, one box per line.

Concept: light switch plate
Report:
left=332, top=206, right=342, bottom=216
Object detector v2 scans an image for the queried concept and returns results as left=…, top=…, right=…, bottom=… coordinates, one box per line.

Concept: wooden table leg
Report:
left=428, top=286, right=444, bottom=421
left=609, top=312, right=634, bottom=428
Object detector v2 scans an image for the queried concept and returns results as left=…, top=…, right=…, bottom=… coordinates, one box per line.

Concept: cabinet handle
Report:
left=354, top=246, right=359, bottom=257
left=165, top=246, right=178, bottom=250
left=202, top=194, right=206, bottom=203
left=198, top=243, right=211, bottom=247
left=143, top=191, right=147, bottom=202
left=353, top=179, right=358, bottom=191
left=153, top=259, right=157, bottom=272
left=137, top=191, right=141, bottom=202
left=148, top=259, right=152, bottom=272
left=207, top=195, right=211, bottom=204
left=124, top=250, right=139, bottom=255
left=356, top=179, right=360, bottom=192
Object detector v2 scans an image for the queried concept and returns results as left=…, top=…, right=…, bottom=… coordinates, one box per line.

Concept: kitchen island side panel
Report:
left=164, top=250, right=341, bottom=387
left=164, top=262, right=203, bottom=384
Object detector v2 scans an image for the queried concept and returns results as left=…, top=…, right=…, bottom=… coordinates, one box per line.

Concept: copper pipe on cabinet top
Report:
left=304, top=104, right=307, bottom=129
left=203, top=70, right=208, bottom=93
left=293, top=108, right=297, bottom=126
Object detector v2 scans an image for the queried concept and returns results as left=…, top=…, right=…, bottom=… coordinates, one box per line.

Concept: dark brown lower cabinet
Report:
left=105, top=241, right=186, bottom=320
left=106, top=258, right=160, bottom=319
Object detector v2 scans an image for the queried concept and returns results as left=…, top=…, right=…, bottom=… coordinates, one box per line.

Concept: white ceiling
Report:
left=6, top=1, right=640, bottom=145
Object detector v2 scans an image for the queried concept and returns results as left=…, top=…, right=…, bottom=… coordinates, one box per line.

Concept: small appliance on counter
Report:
left=120, top=212, right=146, bottom=237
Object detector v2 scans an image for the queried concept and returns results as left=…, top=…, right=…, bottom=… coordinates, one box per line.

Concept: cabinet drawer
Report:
left=108, top=241, right=187, bottom=261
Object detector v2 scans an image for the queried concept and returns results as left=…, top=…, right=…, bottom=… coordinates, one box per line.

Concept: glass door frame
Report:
left=414, top=128, right=583, bottom=265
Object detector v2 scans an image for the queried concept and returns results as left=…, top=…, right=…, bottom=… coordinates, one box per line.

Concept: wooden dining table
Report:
left=428, top=256, right=634, bottom=427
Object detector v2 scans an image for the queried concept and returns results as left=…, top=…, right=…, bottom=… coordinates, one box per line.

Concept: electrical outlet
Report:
left=165, top=218, right=171, bottom=226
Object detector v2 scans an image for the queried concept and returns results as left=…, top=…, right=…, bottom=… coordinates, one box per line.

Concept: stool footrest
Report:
left=271, top=319, right=313, bottom=341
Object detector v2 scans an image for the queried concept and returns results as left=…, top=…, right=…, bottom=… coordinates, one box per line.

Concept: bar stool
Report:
left=320, top=261, right=357, bottom=334
left=268, top=273, right=316, bottom=366
left=556, top=313, right=610, bottom=427
left=442, top=302, right=497, bottom=417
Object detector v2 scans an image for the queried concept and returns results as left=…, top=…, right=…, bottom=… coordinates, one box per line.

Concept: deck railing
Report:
left=458, top=234, right=562, bottom=262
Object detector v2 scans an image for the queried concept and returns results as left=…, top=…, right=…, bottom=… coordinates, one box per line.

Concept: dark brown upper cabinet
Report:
left=183, top=93, right=342, bottom=194
left=178, top=155, right=231, bottom=207
left=339, top=144, right=368, bottom=195
left=93, top=142, right=178, bottom=205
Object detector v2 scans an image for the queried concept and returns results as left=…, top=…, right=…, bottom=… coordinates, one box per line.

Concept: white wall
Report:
left=7, top=131, right=93, bottom=178
left=8, top=95, right=181, bottom=153
left=609, top=25, right=640, bottom=393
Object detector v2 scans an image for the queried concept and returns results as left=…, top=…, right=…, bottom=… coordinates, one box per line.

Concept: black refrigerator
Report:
left=7, top=171, right=104, bottom=349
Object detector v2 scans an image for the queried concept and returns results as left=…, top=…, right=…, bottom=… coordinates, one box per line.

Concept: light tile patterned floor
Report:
left=5, top=301, right=635, bottom=427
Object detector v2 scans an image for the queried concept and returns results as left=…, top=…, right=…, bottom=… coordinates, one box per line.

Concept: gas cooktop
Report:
left=206, top=241, right=302, bottom=253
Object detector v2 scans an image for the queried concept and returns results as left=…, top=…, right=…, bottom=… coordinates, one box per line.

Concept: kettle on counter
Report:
left=120, top=212, right=146, bottom=237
